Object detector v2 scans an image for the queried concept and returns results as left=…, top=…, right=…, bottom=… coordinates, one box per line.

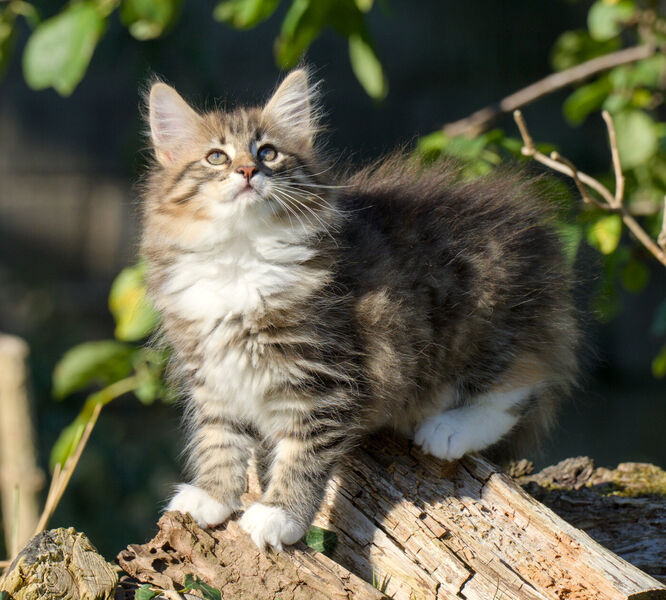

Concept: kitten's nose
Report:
left=236, top=165, right=258, bottom=182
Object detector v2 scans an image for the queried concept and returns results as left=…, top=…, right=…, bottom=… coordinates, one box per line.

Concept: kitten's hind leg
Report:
left=414, top=386, right=536, bottom=461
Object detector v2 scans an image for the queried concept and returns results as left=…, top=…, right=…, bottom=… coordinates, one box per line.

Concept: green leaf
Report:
left=52, top=340, right=135, bottom=400
left=651, top=299, right=666, bottom=337
left=134, top=583, right=159, bottom=600
left=109, top=263, right=160, bottom=342
left=588, top=0, right=635, bottom=41
left=214, top=0, right=279, bottom=29
left=275, top=0, right=325, bottom=68
left=613, top=110, right=658, bottom=170
left=563, top=77, right=612, bottom=125
left=602, top=92, right=630, bottom=114
left=0, top=591, right=9, bottom=600
left=22, top=2, right=104, bottom=95
left=652, top=344, right=666, bottom=378
left=182, top=575, right=222, bottom=600
left=121, top=0, right=182, bottom=40
left=587, top=214, right=622, bottom=254
left=354, top=0, right=373, bottom=11
left=348, top=32, right=387, bottom=100
left=304, top=525, right=338, bottom=556
left=620, top=258, right=649, bottom=292
left=49, top=414, right=86, bottom=469
left=550, top=29, right=619, bottom=72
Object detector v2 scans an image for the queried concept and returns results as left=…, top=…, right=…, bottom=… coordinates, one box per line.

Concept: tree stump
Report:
left=0, top=527, right=117, bottom=600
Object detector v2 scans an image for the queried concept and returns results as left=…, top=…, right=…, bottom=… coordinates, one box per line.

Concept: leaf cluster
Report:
left=0, top=0, right=386, bottom=98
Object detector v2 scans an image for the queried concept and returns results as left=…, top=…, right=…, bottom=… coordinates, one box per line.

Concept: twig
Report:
left=445, top=44, right=659, bottom=137
left=602, top=110, right=625, bottom=207
left=513, top=110, right=666, bottom=267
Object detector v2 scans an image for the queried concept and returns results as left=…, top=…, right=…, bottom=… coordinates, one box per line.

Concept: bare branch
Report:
left=602, top=110, right=625, bottom=207
left=513, top=110, right=666, bottom=268
left=445, top=44, right=659, bottom=137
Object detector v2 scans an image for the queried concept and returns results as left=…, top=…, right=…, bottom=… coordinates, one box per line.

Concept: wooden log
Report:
left=0, top=334, right=43, bottom=556
left=118, top=432, right=666, bottom=600
left=117, top=512, right=387, bottom=599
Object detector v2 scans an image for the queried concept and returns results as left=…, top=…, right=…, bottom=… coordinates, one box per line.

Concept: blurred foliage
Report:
left=0, top=0, right=387, bottom=98
left=50, top=263, right=171, bottom=470
left=417, top=0, right=666, bottom=377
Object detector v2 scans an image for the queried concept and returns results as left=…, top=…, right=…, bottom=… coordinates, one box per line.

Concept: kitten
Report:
left=141, top=69, right=578, bottom=551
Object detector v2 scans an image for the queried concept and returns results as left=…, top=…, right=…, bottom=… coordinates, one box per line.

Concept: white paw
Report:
left=414, top=411, right=472, bottom=461
left=166, top=484, right=237, bottom=528
left=239, top=503, right=305, bottom=551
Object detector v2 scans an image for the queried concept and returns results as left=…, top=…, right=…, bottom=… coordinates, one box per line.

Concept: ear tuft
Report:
left=149, top=82, right=200, bottom=165
left=262, top=69, right=317, bottom=141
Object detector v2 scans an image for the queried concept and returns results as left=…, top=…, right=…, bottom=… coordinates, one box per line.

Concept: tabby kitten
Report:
left=142, top=69, right=578, bottom=551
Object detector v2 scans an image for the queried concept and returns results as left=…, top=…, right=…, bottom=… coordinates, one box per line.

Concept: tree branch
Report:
left=444, top=44, right=659, bottom=138
left=514, top=109, right=666, bottom=267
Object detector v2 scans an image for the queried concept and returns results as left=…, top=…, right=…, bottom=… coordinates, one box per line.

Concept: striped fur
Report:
left=141, top=70, right=579, bottom=550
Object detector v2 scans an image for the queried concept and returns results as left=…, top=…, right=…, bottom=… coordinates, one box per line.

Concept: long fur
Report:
left=141, top=69, right=579, bottom=546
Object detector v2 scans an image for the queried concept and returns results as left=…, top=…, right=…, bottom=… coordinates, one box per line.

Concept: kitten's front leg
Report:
left=168, top=413, right=254, bottom=528
left=240, top=424, right=354, bottom=551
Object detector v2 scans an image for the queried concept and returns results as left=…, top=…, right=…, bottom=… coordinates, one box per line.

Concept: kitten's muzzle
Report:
left=236, top=165, right=258, bottom=183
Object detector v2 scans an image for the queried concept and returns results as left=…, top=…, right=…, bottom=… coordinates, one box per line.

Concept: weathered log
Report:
left=0, top=527, right=117, bottom=600
left=117, top=512, right=386, bottom=599
left=117, top=432, right=666, bottom=600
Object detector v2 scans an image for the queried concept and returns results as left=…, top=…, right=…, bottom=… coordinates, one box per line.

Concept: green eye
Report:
left=206, top=150, right=229, bottom=165
left=258, top=144, right=277, bottom=162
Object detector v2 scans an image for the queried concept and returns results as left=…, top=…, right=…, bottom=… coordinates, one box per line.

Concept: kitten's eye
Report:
left=258, top=144, right=278, bottom=162
left=206, top=150, right=229, bottom=165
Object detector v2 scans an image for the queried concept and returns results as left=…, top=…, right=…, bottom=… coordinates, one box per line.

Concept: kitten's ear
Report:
left=149, top=83, right=200, bottom=165
left=262, top=69, right=316, bottom=145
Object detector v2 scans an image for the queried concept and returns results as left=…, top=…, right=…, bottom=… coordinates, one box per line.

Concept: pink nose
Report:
left=236, top=165, right=258, bottom=182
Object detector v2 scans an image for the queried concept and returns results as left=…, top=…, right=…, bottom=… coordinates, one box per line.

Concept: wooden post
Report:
left=0, top=334, right=43, bottom=557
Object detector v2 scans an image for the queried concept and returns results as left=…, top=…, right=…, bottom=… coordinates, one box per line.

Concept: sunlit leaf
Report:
left=620, top=258, right=649, bottom=292
left=587, top=214, right=622, bottom=254
left=121, top=0, right=182, bottom=40
left=354, top=0, right=373, bottom=11
left=563, top=77, right=612, bottom=125
left=214, top=0, right=279, bottom=29
left=134, top=584, right=159, bottom=600
left=305, top=525, right=338, bottom=556
left=588, top=0, right=635, bottom=41
left=348, top=32, right=387, bottom=100
left=652, top=344, right=666, bottom=378
left=23, top=2, right=104, bottom=96
left=109, top=263, right=160, bottom=342
left=52, top=340, right=135, bottom=400
left=275, top=0, right=324, bottom=68
left=613, top=110, right=658, bottom=170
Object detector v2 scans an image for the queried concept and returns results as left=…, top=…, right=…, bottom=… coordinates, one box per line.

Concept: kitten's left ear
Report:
left=262, top=69, right=316, bottom=146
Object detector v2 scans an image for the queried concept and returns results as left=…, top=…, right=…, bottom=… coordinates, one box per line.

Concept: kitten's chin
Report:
left=233, top=187, right=261, bottom=203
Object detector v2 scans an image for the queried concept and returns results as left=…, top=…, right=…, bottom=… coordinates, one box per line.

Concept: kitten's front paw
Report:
left=239, top=503, right=305, bottom=551
left=166, top=484, right=237, bottom=528
left=414, top=411, right=470, bottom=461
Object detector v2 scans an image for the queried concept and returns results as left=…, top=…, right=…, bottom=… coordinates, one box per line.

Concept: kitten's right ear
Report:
left=149, top=83, right=200, bottom=166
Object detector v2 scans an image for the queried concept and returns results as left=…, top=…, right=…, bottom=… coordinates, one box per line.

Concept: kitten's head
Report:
left=143, top=69, right=332, bottom=251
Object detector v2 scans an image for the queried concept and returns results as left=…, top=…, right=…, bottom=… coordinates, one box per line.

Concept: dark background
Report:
left=0, top=0, right=663, bottom=559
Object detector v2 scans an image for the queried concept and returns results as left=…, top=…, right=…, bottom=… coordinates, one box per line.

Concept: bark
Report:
left=116, top=432, right=665, bottom=600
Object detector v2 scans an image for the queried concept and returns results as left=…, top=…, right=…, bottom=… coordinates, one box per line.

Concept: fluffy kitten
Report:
left=142, top=69, right=578, bottom=550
